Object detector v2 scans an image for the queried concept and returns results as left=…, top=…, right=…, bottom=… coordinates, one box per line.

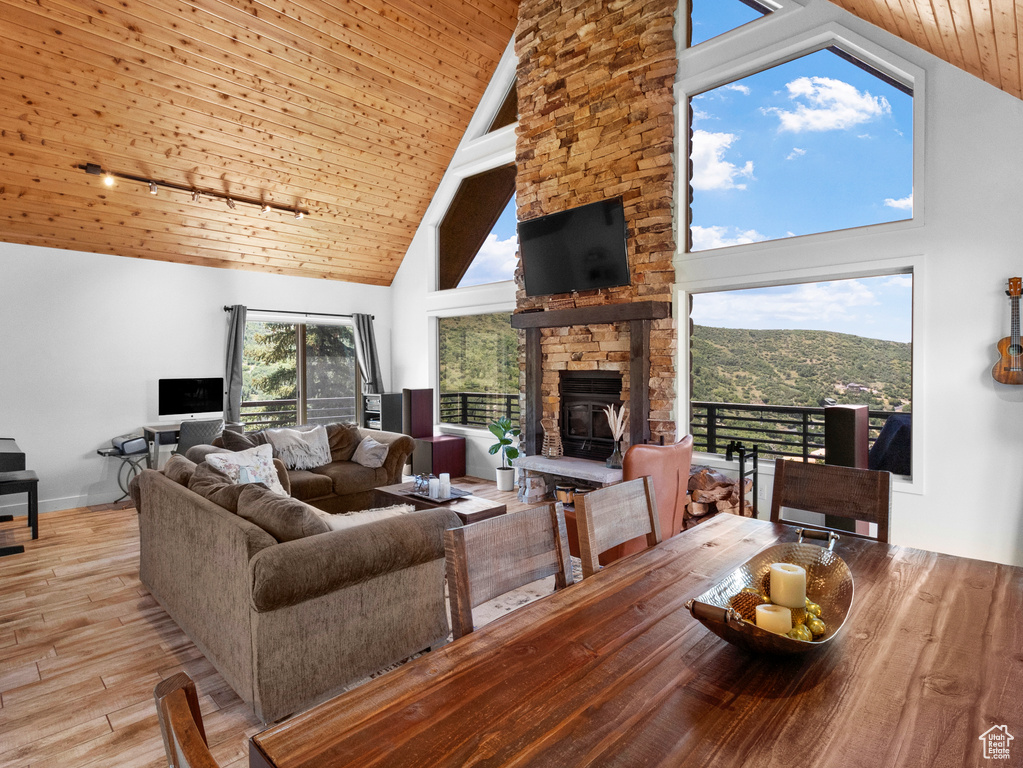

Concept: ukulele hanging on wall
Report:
left=991, top=276, right=1023, bottom=385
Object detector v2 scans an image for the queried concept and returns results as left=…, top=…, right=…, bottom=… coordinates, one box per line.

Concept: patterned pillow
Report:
left=204, top=444, right=288, bottom=496
left=351, top=436, right=388, bottom=468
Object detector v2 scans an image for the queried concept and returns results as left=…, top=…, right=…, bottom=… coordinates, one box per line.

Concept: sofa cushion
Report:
left=287, top=470, right=335, bottom=501
left=326, top=423, right=362, bottom=462
left=236, top=484, right=330, bottom=542
left=218, top=428, right=270, bottom=453
left=316, top=503, right=416, bottom=532
left=187, top=462, right=248, bottom=513
left=352, top=435, right=389, bottom=468
left=311, top=460, right=388, bottom=496
left=163, top=454, right=197, bottom=486
left=205, top=444, right=288, bottom=496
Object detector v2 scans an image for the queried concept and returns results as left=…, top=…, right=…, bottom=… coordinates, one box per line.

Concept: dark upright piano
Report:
left=0, top=438, right=34, bottom=556
left=0, top=438, right=26, bottom=472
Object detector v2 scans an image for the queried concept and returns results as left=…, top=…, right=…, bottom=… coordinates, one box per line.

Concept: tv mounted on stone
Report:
left=519, top=197, right=631, bottom=298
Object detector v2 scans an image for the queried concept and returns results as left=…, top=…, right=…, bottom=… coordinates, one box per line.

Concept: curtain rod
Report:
left=223, top=306, right=373, bottom=320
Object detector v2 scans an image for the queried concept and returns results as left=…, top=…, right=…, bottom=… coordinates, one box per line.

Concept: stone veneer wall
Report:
left=513, top=0, right=678, bottom=446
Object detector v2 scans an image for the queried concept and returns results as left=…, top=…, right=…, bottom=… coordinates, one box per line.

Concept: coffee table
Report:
left=374, top=482, right=507, bottom=525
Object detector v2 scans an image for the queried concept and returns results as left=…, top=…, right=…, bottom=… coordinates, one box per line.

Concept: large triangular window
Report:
left=689, top=0, right=772, bottom=48
left=438, top=164, right=518, bottom=290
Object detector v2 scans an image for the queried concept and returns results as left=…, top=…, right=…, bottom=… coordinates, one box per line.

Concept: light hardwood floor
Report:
left=0, top=479, right=526, bottom=768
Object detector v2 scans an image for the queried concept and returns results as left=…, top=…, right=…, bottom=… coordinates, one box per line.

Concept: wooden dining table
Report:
left=250, top=514, right=1023, bottom=767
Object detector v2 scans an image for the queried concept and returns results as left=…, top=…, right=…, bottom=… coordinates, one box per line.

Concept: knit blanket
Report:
left=265, top=425, right=332, bottom=470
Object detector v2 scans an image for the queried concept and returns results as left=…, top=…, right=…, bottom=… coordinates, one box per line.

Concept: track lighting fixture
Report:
left=77, top=163, right=309, bottom=219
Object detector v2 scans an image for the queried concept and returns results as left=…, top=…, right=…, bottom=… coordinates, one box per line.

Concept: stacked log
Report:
left=685, top=466, right=754, bottom=529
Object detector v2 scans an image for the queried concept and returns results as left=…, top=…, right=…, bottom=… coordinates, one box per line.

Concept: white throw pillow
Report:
left=264, top=425, right=331, bottom=470
left=351, top=436, right=388, bottom=468
left=317, top=504, right=415, bottom=531
left=205, top=444, right=288, bottom=496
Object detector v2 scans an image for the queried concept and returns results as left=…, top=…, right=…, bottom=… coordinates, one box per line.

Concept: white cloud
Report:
left=457, top=233, right=518, bottom=287
left=884, top=274, right=913, bottom=290
left=884, top=194, right=913, bottom=210
left=786, top=147, right=806, bottom=160
left=764, top=76, right=891, bottom=133
left=691, top=130, right=754, bottom=191
left=690, top=225, right=768, bottom=251
left=723, top=83, right=751, bottom=96
left=693, top=280, right=879, bottom=326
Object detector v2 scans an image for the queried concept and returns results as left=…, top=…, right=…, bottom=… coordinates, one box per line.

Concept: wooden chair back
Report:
left=769, top=459, right=892, bottom=543
left=445, top=503, right=575, bottom=640
left=154, top=672, right=219, bottom=768
left=575, top=476, right=661, bottom=578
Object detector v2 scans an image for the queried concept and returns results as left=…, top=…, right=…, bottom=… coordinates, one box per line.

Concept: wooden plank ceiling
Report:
left=0, top=0, right=518, bottom=285
left=832, top=0, right=1023, bottom=100
left=0, top=1, right=1020, bottom=285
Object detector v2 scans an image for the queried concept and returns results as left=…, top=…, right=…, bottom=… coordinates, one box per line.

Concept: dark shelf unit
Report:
left=363, top=393, right=403, bottom=432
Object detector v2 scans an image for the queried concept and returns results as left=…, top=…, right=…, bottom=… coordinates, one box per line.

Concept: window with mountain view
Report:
left=438, top=313, right=519, bottom=427
left=689, top=274, right=912, bottom=467
left=242, top=321, right=358, bottom=428
left=689, top=47, right=913, bottom=251
left=689, top=0, right=771, bottom=48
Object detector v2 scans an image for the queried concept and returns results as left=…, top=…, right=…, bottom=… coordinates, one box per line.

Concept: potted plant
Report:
left=488, top=416, right=520, bottom=492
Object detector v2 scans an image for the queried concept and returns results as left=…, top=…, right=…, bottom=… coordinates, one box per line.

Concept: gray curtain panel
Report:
left=353, top=313, right=383, bottom=394
left=225, top=305, right=247, bottom=424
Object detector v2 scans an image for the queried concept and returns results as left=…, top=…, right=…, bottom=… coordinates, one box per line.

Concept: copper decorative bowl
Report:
left=686, top=529, right=854, bottom=655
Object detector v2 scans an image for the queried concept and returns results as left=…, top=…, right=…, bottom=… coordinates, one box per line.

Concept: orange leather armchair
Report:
left=563, top=435, right=694, bottom=566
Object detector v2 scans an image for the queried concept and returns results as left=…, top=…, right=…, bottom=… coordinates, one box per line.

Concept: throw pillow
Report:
left=187, top=462, right=247, bottom=513
left=326, top=423, right=362, bottom=462
left=205, top=444, right=288, bottom=496
left=316, top=503, right=416, bottom=532
left=219, top=429, right=270, bottom=453
left=163, top=454, right=197, bottom=486
left=264, top=425, right=331, bottom=470
left=236, top=484, right=330, bottom=542
left=351, top=435, right=388, bottom=469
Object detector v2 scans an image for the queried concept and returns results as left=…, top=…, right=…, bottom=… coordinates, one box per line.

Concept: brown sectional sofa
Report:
left=187, top=424, right=415, bottom=514
left=132, top=454, right=459, bottom=723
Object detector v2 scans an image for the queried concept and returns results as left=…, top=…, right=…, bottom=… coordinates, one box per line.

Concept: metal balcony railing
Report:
left=439, top=392, right=520, bottom=428
left=240, top=396, right=357, bottom=430
left=691, top=401, right=902, bottom=461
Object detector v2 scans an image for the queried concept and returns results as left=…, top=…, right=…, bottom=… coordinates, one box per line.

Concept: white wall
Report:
left=0, top=243, right=392, bottom=514
left=675, top=0, right=1023, bottom=566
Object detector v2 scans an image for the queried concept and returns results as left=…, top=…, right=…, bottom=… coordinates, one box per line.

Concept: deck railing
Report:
left=439, top=392, right=520, bottom=428
left=691, top=401, right=901, bottom=461
left=240, top=396, right=357, bottom=430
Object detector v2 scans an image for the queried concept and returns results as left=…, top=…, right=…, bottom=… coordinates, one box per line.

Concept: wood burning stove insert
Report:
left=559, top=371, right=623, bottom=461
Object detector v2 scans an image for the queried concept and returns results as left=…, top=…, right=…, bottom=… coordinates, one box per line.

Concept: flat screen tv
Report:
left=519, top=197, right=630, bottom=298
left=158, top=377, right=224, bottom=417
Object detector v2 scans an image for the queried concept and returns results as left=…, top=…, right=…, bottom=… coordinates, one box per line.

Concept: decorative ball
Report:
left=729, top=591, right=767, bottom=622
left=806, top=617, right=826, bottom=638
left=786, top=625, right=813, bottom=642
left=789, top=607, right=807, bottom=627
left=805, top=600, right=822, bottom=617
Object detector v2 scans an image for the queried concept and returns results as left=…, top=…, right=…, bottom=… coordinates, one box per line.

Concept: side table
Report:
left=97, top=448, right=149, bottom=501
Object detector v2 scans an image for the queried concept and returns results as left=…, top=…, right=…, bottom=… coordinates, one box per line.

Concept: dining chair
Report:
left=769, top=459, right=892, bottom=543
left=574, top=476, right=661, bottom=578
left=174, top=419, right=225, bottom=456
left=153, top=672, right=219, bottom=768
left=445, top=502, right=575, bottom=640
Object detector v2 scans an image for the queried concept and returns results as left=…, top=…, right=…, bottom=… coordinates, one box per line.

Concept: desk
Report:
left=141, top=423, right=180, bottom=469
left=250, top=515, right=1022, bottom=768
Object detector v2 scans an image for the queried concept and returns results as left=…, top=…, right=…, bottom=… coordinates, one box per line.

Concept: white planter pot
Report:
left=496, top=467, right=515, bottom=492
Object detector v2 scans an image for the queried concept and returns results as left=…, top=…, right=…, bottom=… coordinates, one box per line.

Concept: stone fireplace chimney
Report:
left=512, top=0, right=678, bottom=454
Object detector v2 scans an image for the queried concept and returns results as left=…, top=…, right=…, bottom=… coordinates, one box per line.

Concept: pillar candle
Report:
left=439, top=473, right=451, bottom=498
left=755, top=604, right=793, bottom=635
left=770, top=563, right=807, bottom=609
left=428, top=478, right=440, bottom=498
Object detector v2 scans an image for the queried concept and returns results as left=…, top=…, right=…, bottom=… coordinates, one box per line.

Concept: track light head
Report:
left=295, top=209, right=304, bottom=220
left=261, top=203, right=271, bottom=213
left=104, top=174, right=115, bottom=187
left=149, top=181, right=158, bottom=195
left=191, top=189, right=201, bottom=202
left=226, top=197, right=236, bottom=209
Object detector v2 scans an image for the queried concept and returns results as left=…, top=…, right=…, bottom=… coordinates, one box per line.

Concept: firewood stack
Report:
left=685, top=466, right=754, bottom=529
